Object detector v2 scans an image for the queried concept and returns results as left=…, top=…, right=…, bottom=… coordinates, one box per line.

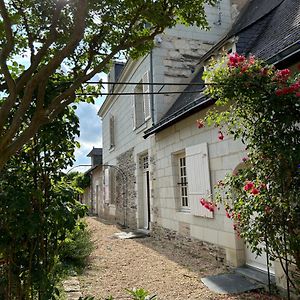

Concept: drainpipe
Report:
left=150, top=49, right=155, bottom=126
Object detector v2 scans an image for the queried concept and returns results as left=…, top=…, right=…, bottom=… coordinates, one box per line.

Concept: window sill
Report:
left=133, top=122, right=147, bottom=134
left=178, top=208, right=191, bottom=213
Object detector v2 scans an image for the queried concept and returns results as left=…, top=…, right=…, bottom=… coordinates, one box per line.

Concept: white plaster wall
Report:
left=154, top=107, right=247, bottom=265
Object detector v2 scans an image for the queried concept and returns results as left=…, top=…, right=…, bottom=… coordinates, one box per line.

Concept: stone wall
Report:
left=151, top=222, right=226, bottom=264
left=116, top=147, right=137, bottom=229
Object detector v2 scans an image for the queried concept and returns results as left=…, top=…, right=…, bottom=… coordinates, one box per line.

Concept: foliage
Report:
left=0, top=0, right=217, bottom=170
left=59, top=221, right=94, bottom=273
left=104, top=288, right=157, bottom=300
left=203, top=53, right=300, bottom=291
left=66, top=172, right=91, bottom=191
left=0, top=102, right=88, bottom=299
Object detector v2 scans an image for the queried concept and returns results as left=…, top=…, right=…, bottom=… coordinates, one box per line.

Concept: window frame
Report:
left=177, top=153, right=190, bottom=212
left=133, top=71, right=151, bottom=130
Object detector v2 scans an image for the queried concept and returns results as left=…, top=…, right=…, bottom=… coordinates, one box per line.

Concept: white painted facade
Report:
left=153, top=108, right=250, bottom=267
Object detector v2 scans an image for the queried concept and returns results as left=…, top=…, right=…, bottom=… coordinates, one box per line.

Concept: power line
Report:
left=76, top=89, right=206, bottom=96
left=83, top=81, right=205, bottom=86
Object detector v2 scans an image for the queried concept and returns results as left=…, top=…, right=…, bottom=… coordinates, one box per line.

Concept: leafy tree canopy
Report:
left=0, top=0, right=216, bottom=170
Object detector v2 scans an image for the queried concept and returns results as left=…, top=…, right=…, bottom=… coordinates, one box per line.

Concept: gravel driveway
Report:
left=78, top=217, right=282, bottom=300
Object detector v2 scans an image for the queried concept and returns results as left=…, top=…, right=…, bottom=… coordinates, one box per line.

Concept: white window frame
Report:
left=178, top=153, right=190, bottom=212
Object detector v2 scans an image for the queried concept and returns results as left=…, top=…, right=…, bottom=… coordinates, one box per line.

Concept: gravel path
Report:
left=78, top=217, right=282, bottom=300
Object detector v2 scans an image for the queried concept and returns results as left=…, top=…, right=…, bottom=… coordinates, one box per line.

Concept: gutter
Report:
left=143, top=95, right=214, bottom=138
left=267, top=40, right=300, bottom=65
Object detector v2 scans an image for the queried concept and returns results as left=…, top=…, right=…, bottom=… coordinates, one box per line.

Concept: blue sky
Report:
left=73, top=97, right=104, bottom=172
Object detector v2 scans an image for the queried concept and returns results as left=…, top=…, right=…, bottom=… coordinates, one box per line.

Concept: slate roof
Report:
left=144, top=0, right=300, bottom=138
left=87, top=147, right=103, bottom=157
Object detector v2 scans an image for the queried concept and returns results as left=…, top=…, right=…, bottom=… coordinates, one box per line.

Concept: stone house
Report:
left=98, top=0, right=299, bottom=293
left=81, top=148, right=103, bottom=215
left=143, top=0, right=300, bottom=291
left=98, top=0, right=238, bottom=228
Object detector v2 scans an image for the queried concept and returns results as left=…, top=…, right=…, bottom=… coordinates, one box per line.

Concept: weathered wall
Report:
left=116, top=148, right=137, bottom=228
left=152, top=222, right=226, bottom=263
left=231, top=0, right=249, bottom=22
left=152, top=0, right=234, bottom=121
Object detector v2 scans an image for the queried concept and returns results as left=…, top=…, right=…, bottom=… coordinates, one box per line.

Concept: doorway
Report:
left=140, top=154, right=151, bottom=230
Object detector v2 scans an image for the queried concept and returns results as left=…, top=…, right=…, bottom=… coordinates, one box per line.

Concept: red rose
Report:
left=218, top=131, right=224, bottom=141
left=196, top=119, right=205, bottom=128
left=243, top=181, right=254, bottom=191
left=251, top=188, right=260, bottom=195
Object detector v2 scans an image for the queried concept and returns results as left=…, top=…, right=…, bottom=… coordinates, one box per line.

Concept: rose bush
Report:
left=202, top=53, right=300, bottom=293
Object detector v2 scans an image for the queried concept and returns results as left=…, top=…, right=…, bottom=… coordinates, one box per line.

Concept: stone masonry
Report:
left=116, top=147, right=137, bottom=229
left=152, top=222, right=226, bottom=264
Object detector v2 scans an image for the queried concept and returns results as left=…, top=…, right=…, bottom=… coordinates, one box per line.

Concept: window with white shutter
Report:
left=185, top=143, right=213, bottom=218
left=133, top=71, right=151, bottom=129
left=177, top=153, right=189, bottom=210
left=142, top=71, right=151, bottom=119
left=109, top=115, right=115, bottom=149
left=104, top=168, right=110, bottom=204
left=133, top=83, right=144, bottom=128
left=109, top=168, right=116, bottom=205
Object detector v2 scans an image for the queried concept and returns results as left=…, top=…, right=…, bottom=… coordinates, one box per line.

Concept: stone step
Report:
left=235, top=266, right=276, bottom=286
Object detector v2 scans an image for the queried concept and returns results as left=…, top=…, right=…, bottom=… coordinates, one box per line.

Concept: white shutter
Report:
left=186, top=143, right=213, bottom=218
left=133, top=87, right=144, bottom=128
left=132, top=96, right=136, bottom=129
left=104, top=168, right=110, bottom=204
left=142, top=71, right=151, bottom=119
left=109, top=115, right=115, bottom=148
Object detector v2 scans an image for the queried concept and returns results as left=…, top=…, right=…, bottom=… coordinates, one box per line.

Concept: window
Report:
left=178, top=154, right=189, bottom=210
left=140, top=154, right=149, bottom=170
left=185, top=143, right=213, bottom=218
left=133, top=71, right=151, bottom=129
left=109, top=168, right=116, bottom=205
left=109, top=115, right=115, bottom=149
left=104, top=167, right=116, bottom=205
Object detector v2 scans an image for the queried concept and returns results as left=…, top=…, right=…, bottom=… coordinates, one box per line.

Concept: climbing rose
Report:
left=226, top=211, right=231, bottom=219
left=200, top=198, right=215, bottom=212
left=243, top=181, right=254, bottom=191
left=251, top=188, right=260, bottom=195
left=196, top=119, right=205, bottom=128
left=218, top=130, right=224, bottom=140
left=260, top=183, right=267, bottom=190
left=265, top=206, right=272, bottom=214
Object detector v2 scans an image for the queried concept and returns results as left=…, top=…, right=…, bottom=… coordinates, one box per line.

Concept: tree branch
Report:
left=0, top=0, right=88, bottom=149
left=0, top=0, right=17, bottom=128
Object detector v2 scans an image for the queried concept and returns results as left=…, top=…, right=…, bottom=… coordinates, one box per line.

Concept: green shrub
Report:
left=60, top=221, right=94, bottom=273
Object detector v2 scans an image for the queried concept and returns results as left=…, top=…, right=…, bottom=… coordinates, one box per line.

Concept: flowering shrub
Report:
left=203, top=53, right=300, bottom=292
left=200, top=198, right=216, bottom=212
